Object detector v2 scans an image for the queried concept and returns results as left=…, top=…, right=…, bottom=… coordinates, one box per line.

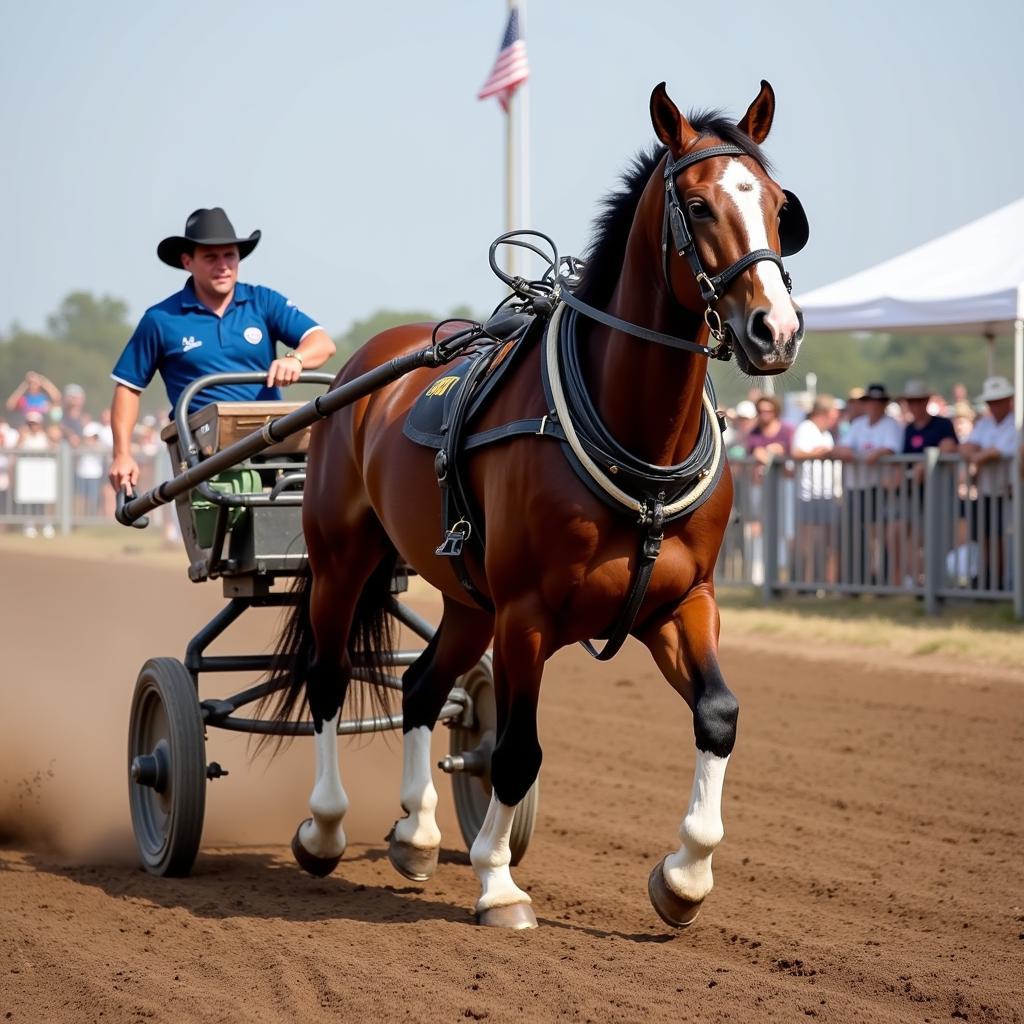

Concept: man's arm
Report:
left=37, top=374, right=61, bottom=403
left=266, top=328, right=337, bottom=388
left=108, top=384, right=141, bottom=491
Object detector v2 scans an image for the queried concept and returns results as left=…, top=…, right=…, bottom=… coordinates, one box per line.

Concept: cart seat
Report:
left=160, top=401, right=312, bottom=458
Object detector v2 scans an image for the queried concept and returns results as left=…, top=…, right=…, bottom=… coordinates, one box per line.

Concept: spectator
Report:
left=16, top=411, right=55, bottom=539
left=960, top=376, right=1016, bottom=589
left=900, top=379, right=958, bottom=457
left=951, top=401, right=976, bottom=442
left=5, top=372, right=60, bottom=425
left=837, top=387, right=865, bottom=442
left=725, top=400, right=756, bottom=460
left=894, top=381, right=958, bottom=586
left=792, top=395, right=841, bottom=583
left=59, top=384, right=89, bottom=447
left=745, top=393, right=794, bottom=463
left=833, top=383, right=903, bottom=584
left=75, top=419, right=107, bottom=517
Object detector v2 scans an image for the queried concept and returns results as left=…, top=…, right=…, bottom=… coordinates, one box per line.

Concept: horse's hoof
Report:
left=648, top=856, right=703, bottom=928
left=387, top=833, right=439, bottom=882
left=476, top=902, right=538, bottom=930
left=291, top=819, right=342, bottom=878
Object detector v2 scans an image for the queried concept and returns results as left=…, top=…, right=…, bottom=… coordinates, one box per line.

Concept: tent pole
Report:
left=1014, top=318, right=1023, bottom=619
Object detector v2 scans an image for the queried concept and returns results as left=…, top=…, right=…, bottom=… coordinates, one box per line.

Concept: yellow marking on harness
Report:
left=426, top=375, right=461, bottom=397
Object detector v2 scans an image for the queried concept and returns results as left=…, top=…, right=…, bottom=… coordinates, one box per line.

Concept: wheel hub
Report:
left=131, top=739, right=170, bottom=793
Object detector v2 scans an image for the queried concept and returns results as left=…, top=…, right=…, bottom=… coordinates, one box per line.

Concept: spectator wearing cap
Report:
left=59, top=384, right=89, bottom=447
left=725, top=400, right=756, bottom=460
left=900, top=380, right=958, bottom=457
left=833, top=384, right=903, bottom=584
left=792, top=395, right=841, bottom=583
left=960, top=376, right=1016, bottom=589
left=891, top=382, right=958, bottom=588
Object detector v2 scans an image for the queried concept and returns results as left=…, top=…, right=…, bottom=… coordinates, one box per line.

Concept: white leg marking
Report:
left=663, top=750, right=729, bottom=903
left=470, top=793, right=531, bottom=912
left=298, top=711, right=348, bottom=859
left=392, top=726, right=442, bottom=849
left=719, top=160, right=800, bottom=344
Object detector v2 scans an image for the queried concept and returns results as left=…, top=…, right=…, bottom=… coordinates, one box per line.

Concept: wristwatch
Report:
left=285, top=350, right=304, bottom=366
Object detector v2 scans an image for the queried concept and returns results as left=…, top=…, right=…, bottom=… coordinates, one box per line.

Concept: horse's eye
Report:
left=687, top=200, right=711, bottom=219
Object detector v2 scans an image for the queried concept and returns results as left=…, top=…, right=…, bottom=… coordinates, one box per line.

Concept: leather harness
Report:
left=407, top=139, right=808, bottom=659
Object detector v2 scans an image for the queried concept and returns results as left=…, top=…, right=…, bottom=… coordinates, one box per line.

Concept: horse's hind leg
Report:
left=388, top=596, right=494, bottom=882
left=292, top=531, right=389, bottom=877
left=469, top=597, right=548, bottom=929
left=639, top=584, right=738, bottom=928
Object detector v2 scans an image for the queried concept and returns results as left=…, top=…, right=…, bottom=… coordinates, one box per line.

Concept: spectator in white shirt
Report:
left=832, top=384, right=903, bottom=584
left=792, top=395, right=841, bottom=583
left=960, top=376, right=1015, bottom=589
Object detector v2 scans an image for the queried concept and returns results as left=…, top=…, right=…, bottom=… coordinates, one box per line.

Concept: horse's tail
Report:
left=256, top=548, right=398, bottom=753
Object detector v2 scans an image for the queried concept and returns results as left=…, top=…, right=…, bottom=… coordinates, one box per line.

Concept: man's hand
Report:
left=266, top=356, right=302, bottom=388
left=109, top=453, right=140, bottom=492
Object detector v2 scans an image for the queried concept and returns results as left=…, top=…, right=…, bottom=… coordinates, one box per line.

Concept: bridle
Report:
left=556, top=138, right=809, bottom=363
left=661, top=140, right=809, bottom=353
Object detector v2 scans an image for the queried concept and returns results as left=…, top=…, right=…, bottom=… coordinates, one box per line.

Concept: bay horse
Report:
left=266, top=81, right=806, bottom=929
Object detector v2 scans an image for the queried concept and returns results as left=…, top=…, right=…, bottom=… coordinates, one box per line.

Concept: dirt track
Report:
left=1, top=549, right=1022, bottom=1023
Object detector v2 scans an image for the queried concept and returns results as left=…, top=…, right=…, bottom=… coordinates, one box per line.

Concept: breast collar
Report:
left=541, top=300, right=725, bottom=524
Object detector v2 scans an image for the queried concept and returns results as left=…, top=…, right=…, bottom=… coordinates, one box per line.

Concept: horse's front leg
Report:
left=469, top=597, right=548, bottom=930
left=638, top=584, right=738, bottom=928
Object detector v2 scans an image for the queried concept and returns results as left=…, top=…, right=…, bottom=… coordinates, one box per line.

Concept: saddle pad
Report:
left=402, top=358, right=476, bottom=449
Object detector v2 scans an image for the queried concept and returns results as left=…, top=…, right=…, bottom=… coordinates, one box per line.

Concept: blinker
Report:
left=778, top=189, right=809, bottom=256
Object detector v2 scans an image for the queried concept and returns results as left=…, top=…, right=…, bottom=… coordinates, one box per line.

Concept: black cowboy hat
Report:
left=157, top=207, right=260, bottom=268
left=863, top=383, right=891, bottom=403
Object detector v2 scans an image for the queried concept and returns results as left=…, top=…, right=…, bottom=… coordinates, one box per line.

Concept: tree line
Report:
left=0, top=291, right=1011, bottom=417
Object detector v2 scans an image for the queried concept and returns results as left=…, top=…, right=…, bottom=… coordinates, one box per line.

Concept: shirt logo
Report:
left=182, top=336, right=203, bottom=352
left=244, top=327, right=263, bottom=345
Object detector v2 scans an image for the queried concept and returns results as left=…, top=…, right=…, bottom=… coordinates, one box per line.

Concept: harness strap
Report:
left=579, top=502, right=664, bottom=662
left=557, top=280, right=715, bottom=357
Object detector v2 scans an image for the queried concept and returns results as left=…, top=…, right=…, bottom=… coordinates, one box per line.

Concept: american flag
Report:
left=477, top=8, right=529, bottom=112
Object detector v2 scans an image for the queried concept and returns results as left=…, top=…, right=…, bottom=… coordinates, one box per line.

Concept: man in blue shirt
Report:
left=108, top=207, right=336, bottom=491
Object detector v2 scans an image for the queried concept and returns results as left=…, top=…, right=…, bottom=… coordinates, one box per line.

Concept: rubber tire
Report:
left=449, top=655, right=538, bottom=865
left=127, top=657, right=206, bottom=877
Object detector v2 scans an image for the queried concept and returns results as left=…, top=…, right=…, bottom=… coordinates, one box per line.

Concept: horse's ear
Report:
left=737, top=80, right=775, bottom=144
left=650, top=83, right=700, bottom=152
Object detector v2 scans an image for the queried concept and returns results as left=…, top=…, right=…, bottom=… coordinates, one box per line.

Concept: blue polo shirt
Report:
left=111, top=279, right=321, bottom=412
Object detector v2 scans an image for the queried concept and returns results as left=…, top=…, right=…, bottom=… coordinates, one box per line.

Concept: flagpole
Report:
left=505, top=0, right=518, bottom=281
left=519, top=0, right=530, bottom=242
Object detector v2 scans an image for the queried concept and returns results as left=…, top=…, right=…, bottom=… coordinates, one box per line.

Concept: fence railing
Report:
left=719, top=453, right=1022, bottom=615
left=3, top=444, right=1020, bottom=615
left=0, top=445, right=172, bottom=534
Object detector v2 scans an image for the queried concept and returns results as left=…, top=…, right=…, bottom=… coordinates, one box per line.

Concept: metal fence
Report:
left=4, top=443, right=1020, bottom=616
left=0, top=445, right=172, bottom=535
left=720, top=453, right=1023, bottom=616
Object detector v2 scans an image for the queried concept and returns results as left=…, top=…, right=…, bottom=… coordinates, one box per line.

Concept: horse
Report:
left=264, top=81, right=806, bottom=929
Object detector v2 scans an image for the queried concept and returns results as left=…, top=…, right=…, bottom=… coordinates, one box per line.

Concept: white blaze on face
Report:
left=717, top=160, right=800, bottom=345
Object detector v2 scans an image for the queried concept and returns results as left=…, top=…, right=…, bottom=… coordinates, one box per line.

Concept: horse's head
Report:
left=649, top=82, right=807, bottom=376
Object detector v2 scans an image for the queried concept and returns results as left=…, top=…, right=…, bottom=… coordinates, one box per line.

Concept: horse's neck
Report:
left=585, top=265, right=708, bottom=468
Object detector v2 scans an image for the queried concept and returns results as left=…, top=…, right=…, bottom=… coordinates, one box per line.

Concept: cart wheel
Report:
left=449, top=655, right=538, bottom=865
left=127, top=657, right=206, bottom=877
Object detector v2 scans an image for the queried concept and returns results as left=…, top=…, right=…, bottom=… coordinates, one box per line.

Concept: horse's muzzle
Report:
left=729, top=307, right=803, bottom=376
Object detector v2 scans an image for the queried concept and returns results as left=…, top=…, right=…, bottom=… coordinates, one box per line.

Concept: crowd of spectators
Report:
left=721, top=374, right=1018, bottom=588
left=0, top=371, right=165, bottom=537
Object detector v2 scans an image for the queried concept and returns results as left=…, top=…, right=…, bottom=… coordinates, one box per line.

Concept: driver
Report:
left=108, top=207, right=336, bottom=491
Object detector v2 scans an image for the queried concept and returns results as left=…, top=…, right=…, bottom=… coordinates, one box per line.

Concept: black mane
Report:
left=575, top=110, right=772, bottom=307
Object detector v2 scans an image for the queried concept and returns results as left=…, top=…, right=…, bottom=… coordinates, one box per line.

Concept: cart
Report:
left=117, top=360, right=539, bottom=878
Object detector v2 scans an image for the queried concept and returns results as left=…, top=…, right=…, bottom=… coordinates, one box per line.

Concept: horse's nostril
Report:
left=747, top=310, right=774, bottom=348
left=794, top=309, right=805, bottom=342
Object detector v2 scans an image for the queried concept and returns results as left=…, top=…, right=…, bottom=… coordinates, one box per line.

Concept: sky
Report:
left=2, top=0, right=1023, bottom=336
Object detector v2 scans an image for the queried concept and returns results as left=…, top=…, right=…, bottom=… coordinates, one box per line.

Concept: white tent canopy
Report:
left=797, top=197, right=1024, bottom=335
